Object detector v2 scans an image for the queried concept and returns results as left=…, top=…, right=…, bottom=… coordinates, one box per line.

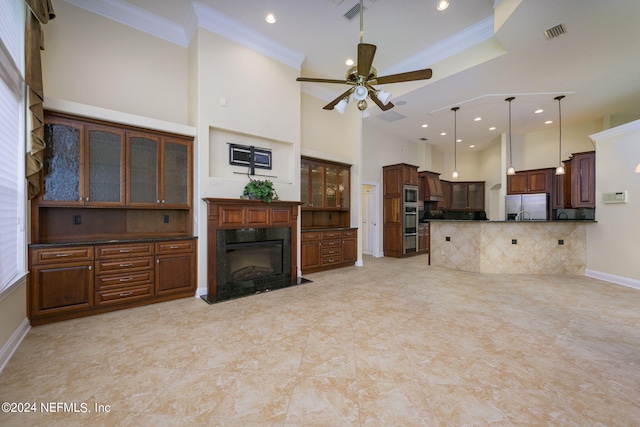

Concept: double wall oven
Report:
left=402, top=185, right=418, bottom=254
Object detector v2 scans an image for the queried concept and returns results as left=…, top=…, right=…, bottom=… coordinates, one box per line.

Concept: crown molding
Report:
left=64, top=0, right=189, bottom=46
left=380, top=15, right=495, bottom=76
left=190, top=3, right=304, bottom=70
left=63, top=0, right=304, bottom=70
left=590, top=118, right=640, bottom=142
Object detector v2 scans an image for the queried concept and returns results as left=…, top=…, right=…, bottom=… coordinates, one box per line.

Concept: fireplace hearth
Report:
left=202, top=198, right=306, bottom=304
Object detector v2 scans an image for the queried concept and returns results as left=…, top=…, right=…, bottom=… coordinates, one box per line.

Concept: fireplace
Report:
left=203, top=198, right=304, bottom=304
left=215, top=228, right=291, bottom=302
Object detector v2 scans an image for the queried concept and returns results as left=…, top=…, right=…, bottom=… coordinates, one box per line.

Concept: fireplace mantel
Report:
left=203, top=198, right=303, bottom=302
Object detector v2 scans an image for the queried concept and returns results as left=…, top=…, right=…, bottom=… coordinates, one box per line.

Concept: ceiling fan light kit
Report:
left=296, top=0, right=433, bottom=114
left=437, top=1, right=450, bottom=11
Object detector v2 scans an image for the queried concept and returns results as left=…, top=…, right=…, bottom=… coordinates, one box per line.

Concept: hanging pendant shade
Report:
left=452, top=107, right=459, bottom=179
left=555, top=95, right=566, bottom=175
left=506, top=97, right=516, bottom=175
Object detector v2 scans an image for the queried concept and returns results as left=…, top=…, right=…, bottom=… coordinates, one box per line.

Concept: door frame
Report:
left=362, top=181, right=381, bottom=258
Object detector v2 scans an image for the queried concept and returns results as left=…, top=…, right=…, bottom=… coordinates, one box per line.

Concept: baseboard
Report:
left=585, top=269, right=640, bottom=291
left=0, top=317, right=30, bottom=374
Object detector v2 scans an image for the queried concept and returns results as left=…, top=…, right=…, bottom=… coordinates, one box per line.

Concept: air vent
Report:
left=344, top=2, right=366, bottom=21
left=377, top=111, right=406, bottom=122
left=544, top=23, right=567, bottom=40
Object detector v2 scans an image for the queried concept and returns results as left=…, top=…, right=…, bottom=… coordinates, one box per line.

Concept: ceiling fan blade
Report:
left=372, top=68, right=433, bottom=85
left=357, top=43, right=377, bottom=78
left=369, top=91, right=395, bottom=111
left=296, top=77, right=351, bottom=84
left=323, top=88, right=355, bottom=110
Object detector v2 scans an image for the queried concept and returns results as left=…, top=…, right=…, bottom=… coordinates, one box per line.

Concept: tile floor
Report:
left=1, top=255, right=640, bottom=426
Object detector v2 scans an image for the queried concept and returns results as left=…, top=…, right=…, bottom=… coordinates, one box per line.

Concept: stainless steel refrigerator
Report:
left=505, top=193, right=549, bottom=221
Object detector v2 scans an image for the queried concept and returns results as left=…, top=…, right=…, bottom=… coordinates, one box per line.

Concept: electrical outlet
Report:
left=163, top=215, right=170, bottom=223
left=445, top=236, right=451, bottom=241
left=512, top=239, right=517, bottom=244
left=558, top=239, right=564, bottom=245
left=72, top=215, right=81, bottom=225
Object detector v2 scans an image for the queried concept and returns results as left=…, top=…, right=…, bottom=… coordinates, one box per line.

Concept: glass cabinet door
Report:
left=325, top=166, right=338, bottom=208
left=162, top=140, right=190, bottom=206
left=87, top=126, right=124, bottom=204
left=128, top=134, right=159, bottom=205
left=451, top=183, right=468, bottom=210
left=337, top=167, right=350, bottom=209
left=41, top=120, right=83, bottom=204
left=300, top=163, right=310, bottom=207
left=310, top=164, right=325, bottom=208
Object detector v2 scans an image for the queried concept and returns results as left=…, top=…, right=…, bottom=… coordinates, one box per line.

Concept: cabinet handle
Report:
left=119, top=277, right=132, bottom=282
left=157, top=200, right=160, bottom=204
left=156, top=259, right=160, bottom=264
left=119, top=249, right=133, bottom=253
left=55, top=253, right=72, bottom=257
left=85, top=197, right=89, bottom=202
left=88, top=266, right=92, bottom=271
left=162, top=200, right=165, bottom=204
left=119, top=263, right=133, bottom=267
left=119, top=292, right=133, bottom=297
left=169, top=246, right=179, bottom=249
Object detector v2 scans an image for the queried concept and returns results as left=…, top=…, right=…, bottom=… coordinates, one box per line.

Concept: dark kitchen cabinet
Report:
left=571, top=151, right=596, bottom=208
left=437, top=180, right=452, bottom=210
left=450, top=182, right=485, bottom=210
left=300, top=157, right=350, bottom=210
left=553, top=160, right=572, bottom=209
left=507, top=168, right=553, bottom=195
left=300, top=229, right=357, bottom=274
left=418, top=223, right=429, bottom=257
left=383, top=163, right=419, bottom=258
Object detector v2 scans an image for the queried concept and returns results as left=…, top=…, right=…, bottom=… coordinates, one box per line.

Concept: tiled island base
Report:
left=430, top=221, right=590, bottom=275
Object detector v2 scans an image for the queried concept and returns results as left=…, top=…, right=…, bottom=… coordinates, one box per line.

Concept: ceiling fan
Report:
left=296, top=0, right=433, bottom=113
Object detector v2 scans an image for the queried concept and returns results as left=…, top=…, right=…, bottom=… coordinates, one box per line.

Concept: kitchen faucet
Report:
left=516, top=210, right=531, bottom=221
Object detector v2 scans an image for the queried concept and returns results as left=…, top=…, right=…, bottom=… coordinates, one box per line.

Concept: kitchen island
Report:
left=429, top=220, right=595, bottom=275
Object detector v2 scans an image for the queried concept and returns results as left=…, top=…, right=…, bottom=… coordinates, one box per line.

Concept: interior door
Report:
left=362, top=185, right=376, bottom=255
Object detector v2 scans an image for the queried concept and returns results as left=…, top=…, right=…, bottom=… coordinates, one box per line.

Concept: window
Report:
left=0, top=0, right=26, bottom=297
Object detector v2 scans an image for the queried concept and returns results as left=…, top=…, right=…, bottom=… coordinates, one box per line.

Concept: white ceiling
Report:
left=69, top=0, right=640, bottom=152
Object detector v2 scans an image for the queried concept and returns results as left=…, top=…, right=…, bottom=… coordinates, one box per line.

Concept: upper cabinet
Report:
left=300, top=157, right=350, bottom=210
left=41, top=116, right=125, bottom=206
left=507, top=168, right=553, bottom=195
left=450, top=182, right=485, bottom=210
left=41, top=112, right=193, bottom=209
left=570, top=151, right=595, bottom=208
left=127, top=133, right=192, bottom=208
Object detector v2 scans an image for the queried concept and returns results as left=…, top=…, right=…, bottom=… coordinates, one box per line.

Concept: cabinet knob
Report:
left=157, top=200, right=160, bottom=204
left=85, top=197, right=89, bottom=201
left=156, top=259, right=160, bottom=264
left=88, top=266, right=92, bottom=270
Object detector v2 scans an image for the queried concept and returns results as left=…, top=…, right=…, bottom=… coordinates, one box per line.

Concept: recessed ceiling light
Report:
left=440, top=132, right=447, bottom=136
left=469, top=145, right=475, bottom=148
left=535, top=109, right=544, bottom=114
left=265, top=14, right=276, bottom=24
left=489, top=126, right=496, bottom=131
left=421, top=124, right=428, bottom=128
left=545, top=120, right=553, bottom=124
left=437, top=1, right=449, bottom=11
left=474, top=117, right=482, bottom=121
left=346, top=58, right=354, bottom=66
left=456, top=139, right=462, bottom=143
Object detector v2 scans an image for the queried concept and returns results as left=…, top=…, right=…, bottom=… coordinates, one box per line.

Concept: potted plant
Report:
left=241, top=178, right=279, bottom=203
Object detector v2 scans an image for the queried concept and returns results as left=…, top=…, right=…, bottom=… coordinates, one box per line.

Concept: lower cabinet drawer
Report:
left=322, top=239, right=341, bottom=248
left=321, top=247, right=342, bottom=257
left=96, top=271, right=154, bottom=291
left=95, top=256, right=154, bottom=275
left=95, top=285, right=153, bottom=306
left=321, top=255, right=342, bottom=266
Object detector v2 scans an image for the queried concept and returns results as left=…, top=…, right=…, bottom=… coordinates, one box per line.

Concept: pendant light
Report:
left=505, top=97, right=516, bottom=175
left=451, top=106, right=459, bottom=179
left=555, top=95, right=566, bottom=175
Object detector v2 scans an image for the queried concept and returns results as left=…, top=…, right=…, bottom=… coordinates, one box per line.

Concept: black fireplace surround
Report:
left=213, top=227, right=292, bottom=302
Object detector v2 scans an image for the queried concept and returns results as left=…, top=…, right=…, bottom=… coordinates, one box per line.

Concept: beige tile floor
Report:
left=1, top=255, right=640, bottom=426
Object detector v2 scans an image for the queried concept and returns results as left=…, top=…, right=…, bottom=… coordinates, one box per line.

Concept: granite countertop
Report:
left=301, top=227, right=357, bottom=232
left=424, top=219, right=596, bottom=223
left=29, top=235, right=198, bottom=249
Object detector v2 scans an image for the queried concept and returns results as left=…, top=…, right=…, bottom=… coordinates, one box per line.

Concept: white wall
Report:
left=587, top=120, right=640, bottom=286
left=42, top=1, right=188, bottom=125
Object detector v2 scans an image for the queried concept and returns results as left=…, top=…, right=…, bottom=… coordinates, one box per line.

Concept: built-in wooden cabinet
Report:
left=29, top=112, right=196, bottom=325
left=300, top=157, right=350, bottom=210
left=450, top=182, right=485, bottom=210
left=301, top=229, right=357, bottom=274
left=570, top=151, right=596, bottom=208
left=301, top=157, right=351, bottom=229
left=418, top=223, right=429, bottom=256
left=383, top=163, right=421, bottom=258
left=438, top=180, right=452, bottom=210
left=507, top=168, right=553, bottom=195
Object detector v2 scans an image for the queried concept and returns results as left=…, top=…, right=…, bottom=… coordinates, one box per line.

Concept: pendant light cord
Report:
left=506, top=97, right=515, bottom=168
left=555, top=95, right=565, bottom=165
left=452, top=107, right=459, bottom=174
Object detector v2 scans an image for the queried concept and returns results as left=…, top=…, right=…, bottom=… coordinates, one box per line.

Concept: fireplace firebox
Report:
left=203, top=198, right=305, bottom=304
